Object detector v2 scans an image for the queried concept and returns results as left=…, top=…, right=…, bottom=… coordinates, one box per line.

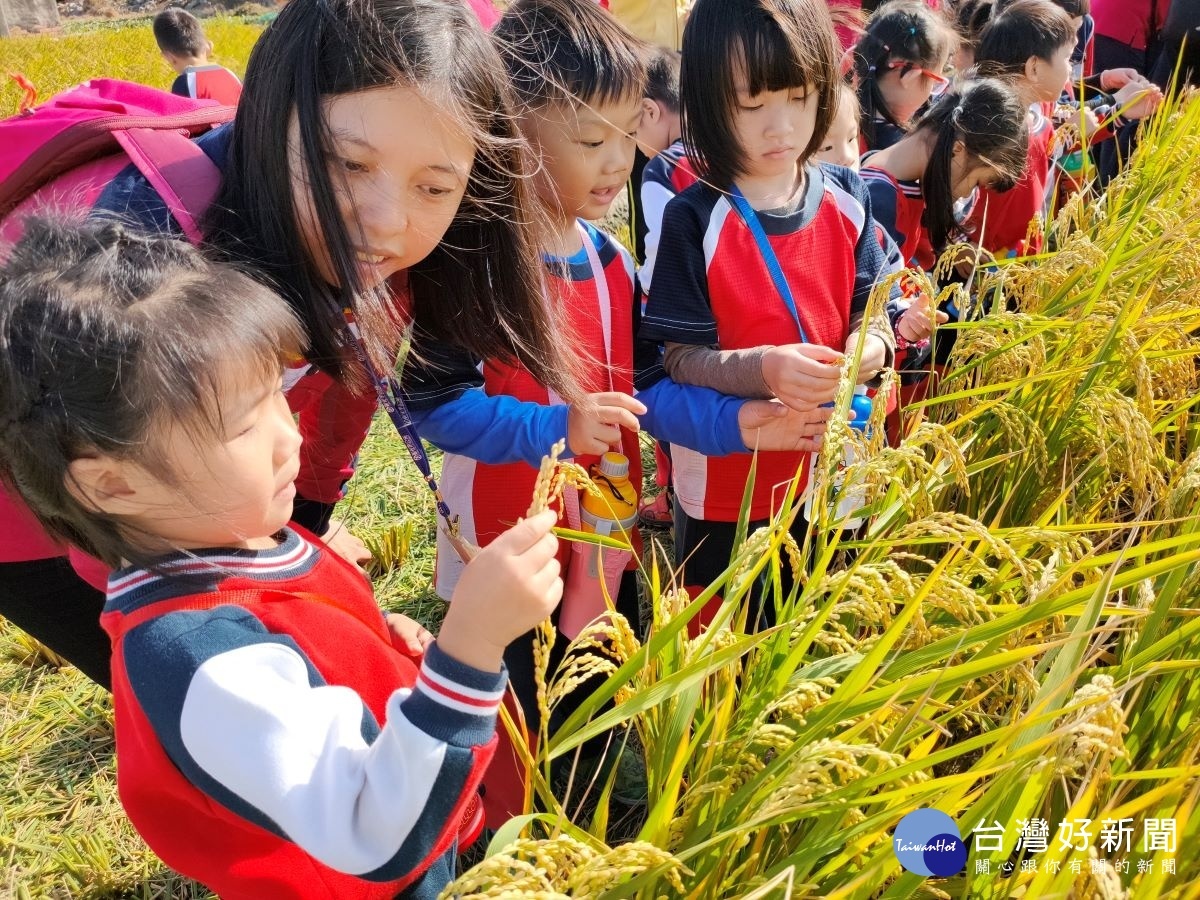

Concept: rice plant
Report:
left=443, top=91, right=1200, bottom=900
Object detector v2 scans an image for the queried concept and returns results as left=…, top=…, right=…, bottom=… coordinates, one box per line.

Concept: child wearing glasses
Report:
left=851, top=1, right=957, bottom=152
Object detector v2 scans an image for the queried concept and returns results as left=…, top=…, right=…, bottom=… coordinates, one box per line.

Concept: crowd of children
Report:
left=0, top=0, right=1175, bottom=895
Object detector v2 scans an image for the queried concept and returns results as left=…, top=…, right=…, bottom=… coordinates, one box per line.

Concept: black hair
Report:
left=0, top=218, right=305, bottom=568
left=913, top=77, right=1028, bottom=251
left=153, top=8, right=208, bottom=59
left=976, top=0, right=1076, bottom=76
left=493, top=0, right=649, bottom=109
left=680, top=0, right=841, bottom=190
left=953, top=0, right=996, bottom=58
left=996, top=0, right=1088, bottom=16
left=853, top=1, right=955, bottom=149
left=204, top=0, right=583, bottom=403
left=645, top=46, right=682, bottom=113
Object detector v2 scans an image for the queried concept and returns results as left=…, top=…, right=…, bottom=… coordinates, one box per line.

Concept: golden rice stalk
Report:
left=1052, top=674, right=1130, bottom=781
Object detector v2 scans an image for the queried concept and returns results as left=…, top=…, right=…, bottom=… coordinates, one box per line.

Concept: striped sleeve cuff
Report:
left=398, top=642, right=507, bottom=747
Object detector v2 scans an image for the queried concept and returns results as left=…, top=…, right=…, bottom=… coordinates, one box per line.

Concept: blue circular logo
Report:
left=893, top=809, right=967, bottom=877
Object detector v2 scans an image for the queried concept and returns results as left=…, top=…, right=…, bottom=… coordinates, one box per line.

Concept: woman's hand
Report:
left=737, top=399, right=835, bottom=452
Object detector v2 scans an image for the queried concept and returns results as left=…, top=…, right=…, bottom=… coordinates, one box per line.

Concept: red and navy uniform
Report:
left=859, top=156, right=934, bottom=270
left=433, top=223, right=642, bottom=596
left=170, top=64, right=243, bottom=106
left=641, top=163, right=898, bottom=524
left=639, top=139, right=700, bottom=293
left=99, top=527, right=503, bottom=900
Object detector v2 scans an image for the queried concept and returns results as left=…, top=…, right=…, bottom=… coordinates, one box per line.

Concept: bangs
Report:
left=132, top=268, right=306, bottom=455
left=729, top=12, right=820, bottom=98
left=494, top=0, right=648, bottom=109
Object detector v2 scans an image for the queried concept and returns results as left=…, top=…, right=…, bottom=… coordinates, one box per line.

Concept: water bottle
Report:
left=804, top=387, right=873, bottom=530
left=579, top=451, right=639, bottom=576
left=834, top=386, right=874, bottom=529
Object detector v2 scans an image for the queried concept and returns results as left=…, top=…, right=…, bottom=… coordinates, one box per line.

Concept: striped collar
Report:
left=105, top=528, right=319, bottom=615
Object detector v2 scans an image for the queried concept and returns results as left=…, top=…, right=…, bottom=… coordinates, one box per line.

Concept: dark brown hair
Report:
left=153, top=8, right=208, bottom=59
left=953, top=0, right=996, bottom=56
left=976, top=0, right=1076, bottom=76
left=493, top=0, right=649, bottom=109
left=680, top=0, right=841, bottom=189
left=205, top=0, right=583, bottom=403
left=0, top=219, right=305, bottom=567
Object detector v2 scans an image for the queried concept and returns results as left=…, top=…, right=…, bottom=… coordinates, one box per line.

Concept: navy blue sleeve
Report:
left=861, top=170, right=905, bottom=253
left=639, top=190, right=720, bottom=347
left=835, top=169, right=903, bottom=323
left=170, top=74, right=190, bottom=98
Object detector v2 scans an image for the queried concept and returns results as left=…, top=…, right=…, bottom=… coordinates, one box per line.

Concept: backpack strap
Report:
left=111, top=126, right=222, bottom=245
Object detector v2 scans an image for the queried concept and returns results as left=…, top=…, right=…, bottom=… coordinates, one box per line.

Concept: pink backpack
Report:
left=0, top=77, right=232, bottom=246
left=0, top=78, right=231, bottom=567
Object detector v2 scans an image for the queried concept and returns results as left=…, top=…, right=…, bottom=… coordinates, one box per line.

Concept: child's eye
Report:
left=820, top=144, right=833, bottom=152
left=339, top=158, right=369, bottom=175
left=420, top=184, right=454, bottom=198
left=738, top=103, right=763, bottom=112
left=581, top=140, right=604, bottom=149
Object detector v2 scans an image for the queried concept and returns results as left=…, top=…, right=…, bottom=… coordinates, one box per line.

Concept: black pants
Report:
left=0, top=557, right=111, bottom=689
left=673, top=505, right=820, bottom=631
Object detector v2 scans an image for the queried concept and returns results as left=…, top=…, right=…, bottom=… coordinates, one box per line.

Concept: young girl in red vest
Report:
left=0, top=218, right=565, bottom=900
left=641, top=0, right=899, bottom=630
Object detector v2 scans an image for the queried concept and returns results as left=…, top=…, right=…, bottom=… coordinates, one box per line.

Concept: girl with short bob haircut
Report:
left=0, top=0, right=583, bottom=689
left=0, top=218, right=565, bottom=900
left=642, top=0, right=898, bottom=630
left=853, top=1, right=957, bottom=151
left=859, top=76, right=1029, bottom=269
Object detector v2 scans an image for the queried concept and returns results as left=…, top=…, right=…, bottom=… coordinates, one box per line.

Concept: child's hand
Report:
left=1072, top=106, right=1101, bottom=136
left=760, top=343, right=843, bottom=411
left=438, top=510, right=562, bottom=673
left=896, top=294, right=950, bottom=343
left=1112, top=82, right=1162, bottom=121
left=386, top=613, right=433, bottom=655
left=847, top=332, right=889, bottom=384
left=1099, top=68, right=1147, bottom=92
left=737, top=399, right=835, bottom=452
left=567, top=392, right=646, bottom=456
left=321, top=519, right=371, bottom=572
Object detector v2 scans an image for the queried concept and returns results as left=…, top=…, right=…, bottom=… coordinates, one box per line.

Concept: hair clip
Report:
left=909, top=26, right=917, bottom=35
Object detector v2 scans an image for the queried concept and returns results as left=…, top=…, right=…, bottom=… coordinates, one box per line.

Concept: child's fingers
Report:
left=492, top=509, right=558, bottom=555
left=597, top=403, right=642, bottom=434
left=593, top=391, right=647, bottom=416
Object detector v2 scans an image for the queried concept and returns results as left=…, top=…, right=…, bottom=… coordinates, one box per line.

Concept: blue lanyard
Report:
left=339, top=313, right=455, bottom=531
left=728, top=184, right=809, bottom=344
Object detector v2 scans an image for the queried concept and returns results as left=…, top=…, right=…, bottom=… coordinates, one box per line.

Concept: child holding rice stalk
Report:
left=641, top=0, right=900, bottom=632
left=405, top=0, right=837, bottom=819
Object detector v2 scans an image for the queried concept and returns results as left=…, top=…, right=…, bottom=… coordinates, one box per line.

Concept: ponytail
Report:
left=915, top=77, right=1029, bottom=252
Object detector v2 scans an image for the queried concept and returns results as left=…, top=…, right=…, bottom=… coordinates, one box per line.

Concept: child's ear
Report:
left=66, top=455, right=141, bottom=517
left=641, top=98, right=662, bottom=123
left=1024, top=55, right=1042, bottom=84
left=205, top=40, right=214, bottom=57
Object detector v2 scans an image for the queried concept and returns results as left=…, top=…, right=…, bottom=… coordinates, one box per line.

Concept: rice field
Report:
left=3, top=17, right=1200, bottom=900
